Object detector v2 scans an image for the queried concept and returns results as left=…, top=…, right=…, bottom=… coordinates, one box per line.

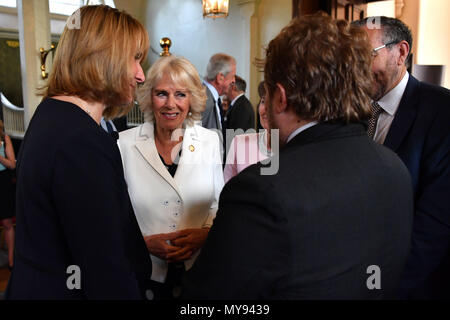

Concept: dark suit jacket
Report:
left=6, top=98, right=152, bottom=300
left=202, top=85, right=221, bottom=130
left=225, top=94, right=255, bottom=132
left=183, top=122, right=414, bottom=299
left=389, top=76, right=450, bottom=299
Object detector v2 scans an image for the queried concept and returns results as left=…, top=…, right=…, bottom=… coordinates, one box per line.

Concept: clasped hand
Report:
left=144, top=228, right=209, bottom=263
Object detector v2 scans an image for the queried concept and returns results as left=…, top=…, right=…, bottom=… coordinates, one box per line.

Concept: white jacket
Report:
left=118, top=122, right=224, bottom=282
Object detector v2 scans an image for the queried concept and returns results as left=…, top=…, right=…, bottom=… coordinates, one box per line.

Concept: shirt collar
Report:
left=203, top=80, right=219, bottom=102
left=286, top=121, right=319, bottom=144
left=230, top=93, right=244, bottom=106
left=377, top=71, right=409, bottom=116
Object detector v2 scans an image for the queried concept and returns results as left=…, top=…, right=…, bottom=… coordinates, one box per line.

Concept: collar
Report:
left=100, top=117, right=116, bottom=131
left=203, top=80, right=219, bottom=102
left=377, top=71, right=409, bottom=116
left=286, top=121, right=319, bottom=144
left=137, top=121, right=200, bottom=142
left=230, top=93, right=245, bottom=106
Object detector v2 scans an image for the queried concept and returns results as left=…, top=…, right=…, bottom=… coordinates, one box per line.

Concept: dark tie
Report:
left=218, top=97, right=226, bottom=130
left=367, top=101, right=383, bottom=138
left=105, top=120, right=114, bottom=133
left=218, top=98, right=224, bottom=123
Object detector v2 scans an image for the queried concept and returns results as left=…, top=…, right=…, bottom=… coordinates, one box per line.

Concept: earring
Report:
left=188, top=111, right=192, bottom=116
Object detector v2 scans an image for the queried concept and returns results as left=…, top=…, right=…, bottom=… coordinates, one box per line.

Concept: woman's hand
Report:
left=167, top=228, right=210, bottom=262
left=143, top=232, right=183, bottom=260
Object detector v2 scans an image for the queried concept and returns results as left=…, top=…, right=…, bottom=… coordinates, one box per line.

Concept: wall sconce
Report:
left=40, top=44, right=55, bottom=79
left=160, top=37, right=172, bottom=56
left=202, top=0, right=229, bottom=19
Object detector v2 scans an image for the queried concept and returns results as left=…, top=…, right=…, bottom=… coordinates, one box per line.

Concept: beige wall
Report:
left=399, top=0, right=420, bottom=67
left=249, top=0, right=291, bottom=106
left=416, top=0, right=450, bottom=88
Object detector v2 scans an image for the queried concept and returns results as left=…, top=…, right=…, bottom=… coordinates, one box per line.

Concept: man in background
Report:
left=202, top=53, right=236, bottom=132
left=354, top=16, right=450, bottom=299
left=224, top=75, right=255, bottom=132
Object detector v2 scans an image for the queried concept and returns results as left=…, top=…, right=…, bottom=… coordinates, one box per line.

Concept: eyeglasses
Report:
left=372, top=40, right=399, bottom=57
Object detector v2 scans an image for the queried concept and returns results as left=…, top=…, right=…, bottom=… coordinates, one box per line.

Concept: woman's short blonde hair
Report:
left=44, top=5, right=149, bottom=119
left=137, top=56, right=207, bottom=126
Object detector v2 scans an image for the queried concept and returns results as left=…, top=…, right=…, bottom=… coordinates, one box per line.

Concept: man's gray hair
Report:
left=205, top=53, right=236, bottom=81
left=352, top=16, right=413, bottom=67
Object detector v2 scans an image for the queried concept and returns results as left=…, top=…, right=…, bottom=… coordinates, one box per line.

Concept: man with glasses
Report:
left=353, top=16, right=450, bottom=300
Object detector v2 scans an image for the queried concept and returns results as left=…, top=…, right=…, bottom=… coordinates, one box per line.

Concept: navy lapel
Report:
left=384, top=76, right=420, bottom=151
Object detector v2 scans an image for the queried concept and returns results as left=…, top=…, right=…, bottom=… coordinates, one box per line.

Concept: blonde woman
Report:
left=6, top=5, right=151, bottom=299
left=119, top=56, right=224, bottom=299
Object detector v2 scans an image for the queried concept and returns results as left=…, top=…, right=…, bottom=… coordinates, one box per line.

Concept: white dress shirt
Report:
left=373, top=72, right=409, bottom=144
left=100, top=117, right=117, bottom=133
left=203, top=80, right=222, bottom=124
left=230, top=92, right=244, bottom=107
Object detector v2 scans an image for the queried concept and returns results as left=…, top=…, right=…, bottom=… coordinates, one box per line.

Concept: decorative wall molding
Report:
left=395, top=0, right=404, bottom=18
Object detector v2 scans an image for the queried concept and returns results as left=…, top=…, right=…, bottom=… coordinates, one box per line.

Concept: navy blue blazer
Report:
left=6, top=98, right=152, bottom=300
left=390, top=75, right=450, bottom=299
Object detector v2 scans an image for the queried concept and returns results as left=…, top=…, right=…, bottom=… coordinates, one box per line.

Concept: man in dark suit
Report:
left=354, top=16, right=450, bottom=299
left=202, top=53, right=236, bottom=131
left=183, top=14, right=414, bottom=300
left=224, top=75, right=255, bottom=132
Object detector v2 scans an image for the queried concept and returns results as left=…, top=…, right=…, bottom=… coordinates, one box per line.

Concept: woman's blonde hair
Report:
left=137, top=56, right=207, bottom=126
left=44, top=5, right=149, bottom=119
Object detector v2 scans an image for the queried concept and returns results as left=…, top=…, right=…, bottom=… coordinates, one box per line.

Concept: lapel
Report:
left=383, top=76, right=420, bottom=151
left=205, top=85, right=222, bottom=130
left=134, top=122, right=182, bottom=198
left=175, top=125, right=204, bottom=176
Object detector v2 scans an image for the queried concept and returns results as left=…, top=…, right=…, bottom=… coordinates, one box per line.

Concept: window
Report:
left=50, top=0, right=115, bottom=16
left=0, top=1, right=116, bottom=15
left=0, top=0, right=16, bottom=8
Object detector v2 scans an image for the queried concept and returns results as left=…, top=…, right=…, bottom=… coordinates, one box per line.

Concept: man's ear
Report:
left=275, top=83, right=288, bottom=113
left=215, top=73, right=224, bottom=86
left=397, top=40, right=410, bottom=66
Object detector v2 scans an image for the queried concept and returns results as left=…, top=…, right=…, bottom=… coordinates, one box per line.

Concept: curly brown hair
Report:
left=264, top=12, right=373, bottom=123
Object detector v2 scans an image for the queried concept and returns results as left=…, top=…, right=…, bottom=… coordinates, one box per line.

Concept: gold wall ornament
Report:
left=202, top=0, right=229, bottom=19
left=160, top=37, right=172, bottom=56
left=39, top=44, right=55, bottom=79
left=6, top=40, right=19, bottom=48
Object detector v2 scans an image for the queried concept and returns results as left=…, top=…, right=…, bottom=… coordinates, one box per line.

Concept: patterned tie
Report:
left=367, top=101, right=383, bottom=138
